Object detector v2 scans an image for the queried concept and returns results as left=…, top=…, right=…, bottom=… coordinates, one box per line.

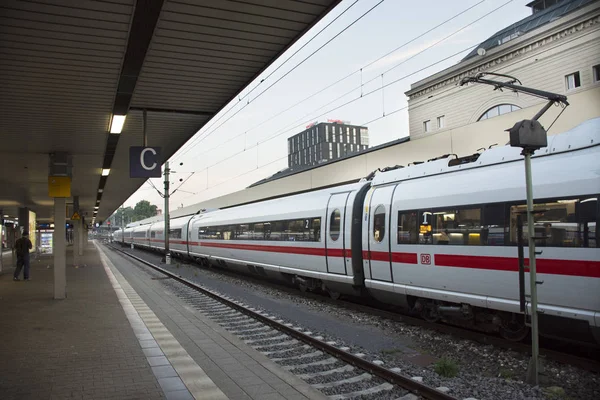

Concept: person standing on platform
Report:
left=13, top=231, right=32, bottom=281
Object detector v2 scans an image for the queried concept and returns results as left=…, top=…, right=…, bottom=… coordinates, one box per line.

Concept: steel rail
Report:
left=108, top=244, right=458, bottom=400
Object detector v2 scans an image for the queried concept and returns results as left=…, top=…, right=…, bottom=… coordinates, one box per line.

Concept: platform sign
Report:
left=71, top=211, right=81, bottom=220
left=130, top=146, right=161, bottom=178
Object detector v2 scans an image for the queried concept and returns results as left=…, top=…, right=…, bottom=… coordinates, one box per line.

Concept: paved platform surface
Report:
left=101, top=243, right=327, bottom=400
left=0, top=243, right=165, bottom=400
left=0, top=240, right=327, bottom=400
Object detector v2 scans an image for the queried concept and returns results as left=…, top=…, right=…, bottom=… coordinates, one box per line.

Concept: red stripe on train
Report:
left=131, top=240, right=598, bottom=278
left=200, top=242, right=326, bottom=256
left=362, top=251, right=418, bottom=264
left=435, top=254, right=600, bottom=278
left=198, top=242, right=352, bottom=258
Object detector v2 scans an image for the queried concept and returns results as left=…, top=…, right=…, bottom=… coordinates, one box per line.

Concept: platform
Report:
left=0, top=241, right=326, bottom=400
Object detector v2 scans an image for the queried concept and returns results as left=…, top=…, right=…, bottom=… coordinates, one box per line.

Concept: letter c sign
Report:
left=140, top=148, right=157, bottom=170
left=130, top=146, right=162, bottom=178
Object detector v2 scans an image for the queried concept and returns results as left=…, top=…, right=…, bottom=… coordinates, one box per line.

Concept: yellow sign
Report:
left=71, top=211, right=81, bottom=220
left=48, top=176, right=71, bottom=198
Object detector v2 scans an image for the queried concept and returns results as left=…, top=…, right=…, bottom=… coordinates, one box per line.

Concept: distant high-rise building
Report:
left=287, top=121, right=369, bottom=168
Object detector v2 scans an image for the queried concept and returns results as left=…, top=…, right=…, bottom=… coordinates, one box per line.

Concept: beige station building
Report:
left=127, top=0, right=600, bottom=225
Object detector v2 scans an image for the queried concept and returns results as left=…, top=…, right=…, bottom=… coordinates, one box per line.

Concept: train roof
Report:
left=371, top=117, right=600, bottom=187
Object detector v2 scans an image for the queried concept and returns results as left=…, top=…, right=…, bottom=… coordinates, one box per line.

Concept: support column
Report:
left=73, top=219, right=80, bottom=267
left=78, top=219, right=84, bottom=256
left=54, top=198, right=66, bottom=299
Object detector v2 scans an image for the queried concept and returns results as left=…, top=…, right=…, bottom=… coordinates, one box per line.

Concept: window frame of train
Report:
left=329, top=209, right=341, bottom=241
left=199, top=217, right=322, bottom=242
left=396, top=194, right=598, bottom=248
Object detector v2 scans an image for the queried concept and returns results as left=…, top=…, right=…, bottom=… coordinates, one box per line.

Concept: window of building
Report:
left=373, top=205, right=386, bottom=242
left=423, top=120, right=431, bottom=133
left=360, top=128, right=369, bottom=146
left=478, top=104, right=521, bottom=121
left=437, top=115, right=445, bottom=129
left=330, top=209, right=340, bottom=241
left=565, top=72, right=581, bottom=90
left=593, top=65, right=600, bottom=83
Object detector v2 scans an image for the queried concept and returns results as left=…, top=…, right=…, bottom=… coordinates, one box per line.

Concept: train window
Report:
left=482, top=203, right=506, bottom=246
left=312, top=218, right=321, bottom=242
left=151, top=231, right=156, bottom=238
left=330, top=209, right=341, bottom=241
left=253, top=223, right=264, bottom=240
left=418, top=208, right=481, bottom=245
left=169, top=229, right=182, bottom=239
left=398, top=211, right=418, bottom=244
left=373, top=205, right=386, bottom=242
left=509, top=196, right=598, bottom=247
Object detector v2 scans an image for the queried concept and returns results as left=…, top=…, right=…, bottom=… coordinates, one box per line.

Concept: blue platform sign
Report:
left=130, top=146, right=162, bottom=178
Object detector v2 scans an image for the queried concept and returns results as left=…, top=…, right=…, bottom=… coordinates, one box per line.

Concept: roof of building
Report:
left=462, top=0, right=595, bottom=61
left=247, top=136, right=410, bottom=188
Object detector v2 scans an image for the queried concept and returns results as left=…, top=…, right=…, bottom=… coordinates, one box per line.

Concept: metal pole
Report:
left=524, top=150, right=539, bottom=385
left=0, top=223, right=3, bottom=274
left=121, top=205, right=124, bottom=246
left=143, top=109, right=148, bottom=147
left=164, top=161, right=171, bottom=264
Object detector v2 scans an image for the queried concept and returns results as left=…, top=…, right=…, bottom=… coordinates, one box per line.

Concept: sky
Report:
left=121, top=0, right=532, bottom=213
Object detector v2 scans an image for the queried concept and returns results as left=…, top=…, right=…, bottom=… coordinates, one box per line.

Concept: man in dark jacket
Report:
left=13, top=231, right=33, bottom=281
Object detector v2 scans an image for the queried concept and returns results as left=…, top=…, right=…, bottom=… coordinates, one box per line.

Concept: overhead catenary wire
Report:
left=169, top=1, right=517, bottom=205
left=176, top=0, right=505, bottom=162
left=175, top=0, right=492, bottom=160
left=174, top=0, right=371, bottom=159
left=175, top=43, right=476, bottom=198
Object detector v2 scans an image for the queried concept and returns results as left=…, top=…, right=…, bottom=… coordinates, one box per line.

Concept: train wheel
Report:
left=298, top=283, right=308, bottom=293
left=499, top=314, right=529, bottom=342
left=420, top=300, right=440, bottom=323
left=328, top=290, right=341, bottom=300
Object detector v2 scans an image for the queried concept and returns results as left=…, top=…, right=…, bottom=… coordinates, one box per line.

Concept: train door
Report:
left=367, top=185, right=396, bottom=282
left=326, top=192, right=350, bottom=274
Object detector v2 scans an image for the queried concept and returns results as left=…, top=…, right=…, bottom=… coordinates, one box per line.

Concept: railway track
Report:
left=112, top=244, right=600, bottom=376
left=108, top=244, right=458, bottom=400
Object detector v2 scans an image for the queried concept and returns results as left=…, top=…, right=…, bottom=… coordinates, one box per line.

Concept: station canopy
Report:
left=0, top=0, right=341, bottom=223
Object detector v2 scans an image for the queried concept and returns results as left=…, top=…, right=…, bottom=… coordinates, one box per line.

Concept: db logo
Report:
left=420, top=254, right=431, bottom=265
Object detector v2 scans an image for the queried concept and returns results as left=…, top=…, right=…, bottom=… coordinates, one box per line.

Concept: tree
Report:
left=108, top=200, right=158, bottom=227
left=111, top=207, right=134, bottom=227
left=133, top=200, right=158, bottom=221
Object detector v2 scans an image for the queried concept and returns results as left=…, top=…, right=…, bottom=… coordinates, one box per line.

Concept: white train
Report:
left=115, top=118, right=600, bottom=343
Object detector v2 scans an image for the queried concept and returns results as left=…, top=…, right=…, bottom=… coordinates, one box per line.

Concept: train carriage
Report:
left=114, top=118, right=600, bottom=343
left=186, top=182, right=370, bottom=296
left=361, top=118, right=599, bottom=340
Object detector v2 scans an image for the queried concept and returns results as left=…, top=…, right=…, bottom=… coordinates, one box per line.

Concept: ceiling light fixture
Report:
left=109, top=115, right=126, bottom=134
left=101, top=169, right=110, bottom=176
left=98, top=189, right=103, bottom=193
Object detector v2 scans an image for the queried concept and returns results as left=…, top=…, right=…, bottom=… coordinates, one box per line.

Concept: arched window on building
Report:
left=478, top=104, right=521, bottom=121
